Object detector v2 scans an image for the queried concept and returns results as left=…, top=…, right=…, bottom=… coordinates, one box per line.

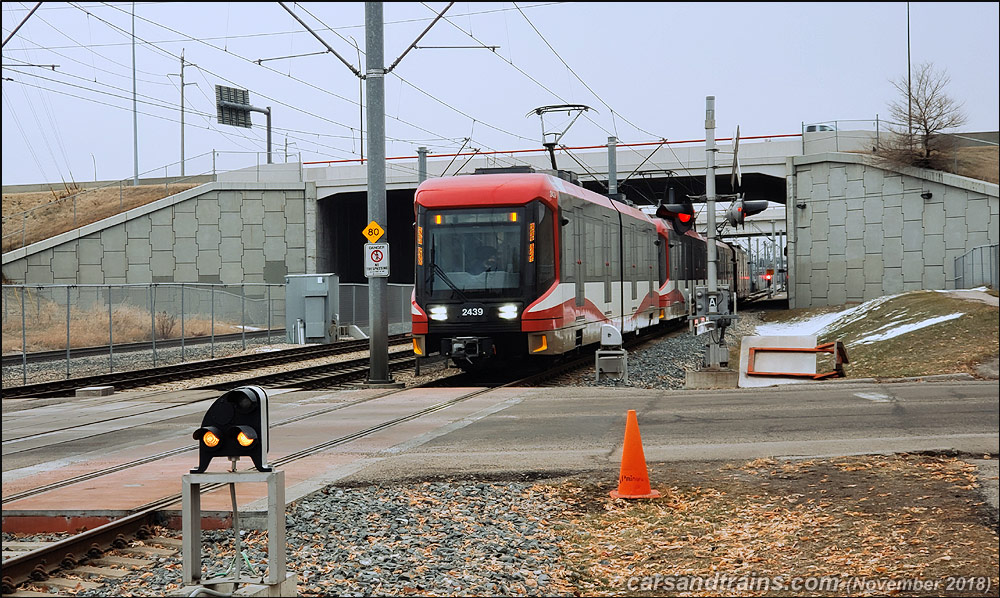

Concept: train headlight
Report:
left=497, top=304, right=519, bottom=320
left=429, top=306, right=448, bottom=321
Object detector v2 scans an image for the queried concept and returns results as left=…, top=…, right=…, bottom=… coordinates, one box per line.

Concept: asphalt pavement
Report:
left=341, top=379, right=999, bottom=514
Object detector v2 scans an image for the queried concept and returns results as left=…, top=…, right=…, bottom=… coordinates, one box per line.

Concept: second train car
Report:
left=411, top=167, right=748, bottom=369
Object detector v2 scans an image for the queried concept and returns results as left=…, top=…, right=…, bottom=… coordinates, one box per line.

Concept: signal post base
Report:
left=182, top=470, right=288, bottom=588
left=175, top=573, right=298, bottom=597
left=684, top=368, right=739, bottom=390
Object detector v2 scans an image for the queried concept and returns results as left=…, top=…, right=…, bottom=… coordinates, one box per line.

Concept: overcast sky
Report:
left=2, top=2, right=998, bottom=188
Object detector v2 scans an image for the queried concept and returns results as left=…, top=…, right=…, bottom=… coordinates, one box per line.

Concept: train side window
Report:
left=585, top=218, right=600, bottom=279
left=535, top=202, right=556, bottom=289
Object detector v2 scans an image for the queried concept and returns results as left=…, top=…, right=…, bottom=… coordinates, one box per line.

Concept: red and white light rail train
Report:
left=410, top=168, right=749, bottom=370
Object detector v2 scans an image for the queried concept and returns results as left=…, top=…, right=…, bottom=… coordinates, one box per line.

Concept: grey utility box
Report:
left=285, top=273, right=340, bottom=344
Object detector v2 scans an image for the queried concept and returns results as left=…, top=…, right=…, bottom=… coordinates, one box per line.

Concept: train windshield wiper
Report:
left=425, top=239, right=469, bottom=303
left=431, top=262, right=470, bottom=303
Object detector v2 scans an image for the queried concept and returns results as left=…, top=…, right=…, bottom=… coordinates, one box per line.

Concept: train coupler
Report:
left=441, top=337, right=494, bottom=362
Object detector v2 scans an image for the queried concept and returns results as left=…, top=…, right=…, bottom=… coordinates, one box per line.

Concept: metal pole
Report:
left=132, top=2, right=139, bottom=186
left=181, top=283, right=186, bottom=362
left=756, top=237, right=760, bottom=290
left=267, top=284, right=272, bottom=345
left=211, top=285, right=216, bottom=358
left=108, top=285, right=114, bottom=373
left=418, top=147, right=428, bottom=183
left=907, top=2, right=912, bottom=144
left=66, top=286, right=71, bottom=380
left=150, top=285, right=157, bottom=367
left=770, top=220, right=777, bottom=298
left=705, top=97, right=718, bottom=303
left=608, top=136, right=618, bottom=196
left=266, top=107, right=273, bottom=164
left=21, top=286, right=27, bottom=385
left=180, top=49, right=186, bottom=176
left=366, top=2, right=391, bottom=384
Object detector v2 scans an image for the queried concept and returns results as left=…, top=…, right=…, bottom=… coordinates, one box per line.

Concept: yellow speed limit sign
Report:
left=363, top=221, right=384, bottom=243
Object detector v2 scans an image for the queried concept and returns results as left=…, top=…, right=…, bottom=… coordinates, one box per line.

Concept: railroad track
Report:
left=1, top=322, right=685, bottom=593
left=1, top=370, right=532, bottom=594
left=1, top=329, right=284, bottom=368
left=1, top=334, right=411, bottom=399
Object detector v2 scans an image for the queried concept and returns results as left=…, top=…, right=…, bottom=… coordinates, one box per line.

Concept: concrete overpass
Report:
left=8, top=127, right=995, bottom=312
left=213, top=129, right=864, bottom=283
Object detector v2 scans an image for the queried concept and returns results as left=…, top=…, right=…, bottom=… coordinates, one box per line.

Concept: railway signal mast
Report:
left=696, top=96, right=742, bottom=370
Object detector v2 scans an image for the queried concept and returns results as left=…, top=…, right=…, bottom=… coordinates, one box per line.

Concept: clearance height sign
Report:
left=363, top=221, right=389, bottom=278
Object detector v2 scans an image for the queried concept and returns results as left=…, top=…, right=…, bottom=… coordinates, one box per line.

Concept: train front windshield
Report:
left=420, top=208, right=524, bottom=299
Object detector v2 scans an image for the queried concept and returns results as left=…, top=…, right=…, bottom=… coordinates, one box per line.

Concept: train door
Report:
left=646, top=225, right=656, bottom=308
left=570, top=203, right=585, bottom=308
left=602, top=212, right=613, bottom=314
left=609, top=213, right=622, bottom=326
left=657, top=231, right=668, bottom=291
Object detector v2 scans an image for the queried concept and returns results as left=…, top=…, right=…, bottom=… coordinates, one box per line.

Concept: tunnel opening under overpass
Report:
left=319, top=171, right=787, bottom=285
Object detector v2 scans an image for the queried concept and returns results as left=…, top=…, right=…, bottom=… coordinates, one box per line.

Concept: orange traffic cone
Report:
left=610, top=409, right=660, bottom=499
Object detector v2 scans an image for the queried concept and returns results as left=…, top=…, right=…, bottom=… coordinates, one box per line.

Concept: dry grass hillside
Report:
left=952, top=145, right=999, bottom=184
left=2, top=183, right=198, bottom=253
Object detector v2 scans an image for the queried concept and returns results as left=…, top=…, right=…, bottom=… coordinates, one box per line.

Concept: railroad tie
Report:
left=146, top=536, right=183, bottom=549
left=71, top=565, right=133, bottom=578
left=121, top=545, right=177, bottom=557
left=25, top=576, right=103, bottom=591
left=91, top=555, right=155, bottom=568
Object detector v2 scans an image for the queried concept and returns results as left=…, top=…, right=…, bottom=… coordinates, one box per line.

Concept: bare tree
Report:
left=878, top=62, right=967, bottom=170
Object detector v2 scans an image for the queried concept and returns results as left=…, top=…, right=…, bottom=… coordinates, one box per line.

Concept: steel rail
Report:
left=1, top=330, right=283, bottom=368
left=1, top=335, right=410, bottom=399
left=2, top=321, right=686, bottom=591
left=0, top=367, right=516, bottom=593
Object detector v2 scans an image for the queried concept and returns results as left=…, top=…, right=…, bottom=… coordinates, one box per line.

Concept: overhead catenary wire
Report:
left=282, top=2, right=536, bottom=167
left=431, top=2, right=688, bottom=182
left=8, top=2, right=547, bottom=173
left=6, top=3, right=771, bottom=188
left=102, top=2, right=512, bottom=159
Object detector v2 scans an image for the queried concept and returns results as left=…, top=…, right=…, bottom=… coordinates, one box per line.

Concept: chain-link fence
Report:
left=2, top=281, right=420, bottom=385
left=954, top=244, right=999, bottom=290
left=2, top=283, right=285, bottom=383
left=338, top=283, right=414, bottom=336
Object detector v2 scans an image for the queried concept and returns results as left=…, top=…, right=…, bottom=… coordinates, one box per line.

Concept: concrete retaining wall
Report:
left=2, top=182, right=318, bottom=288
left=787, top=153, right=999, bottom=308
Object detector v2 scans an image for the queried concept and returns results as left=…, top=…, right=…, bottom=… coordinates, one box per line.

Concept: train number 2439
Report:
left=461, top=307, right=484, bottom=317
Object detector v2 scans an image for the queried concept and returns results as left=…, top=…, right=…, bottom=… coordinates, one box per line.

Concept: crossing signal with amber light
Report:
left=192, top=386, right=271, bottom=473
left=725, top=199, right=769, bottom=227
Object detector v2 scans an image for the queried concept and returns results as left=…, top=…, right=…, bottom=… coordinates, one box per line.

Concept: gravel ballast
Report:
left=11, top=481, right=577, bottom=597
left=7, top=316, right=763, bottom=596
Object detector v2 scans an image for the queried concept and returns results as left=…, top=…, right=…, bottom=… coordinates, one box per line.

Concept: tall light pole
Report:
left=907, top=2, right=912, bottom=143
left=171, top=49, right=196, bottom=176
left=132, top=2, right=138, bottom=186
